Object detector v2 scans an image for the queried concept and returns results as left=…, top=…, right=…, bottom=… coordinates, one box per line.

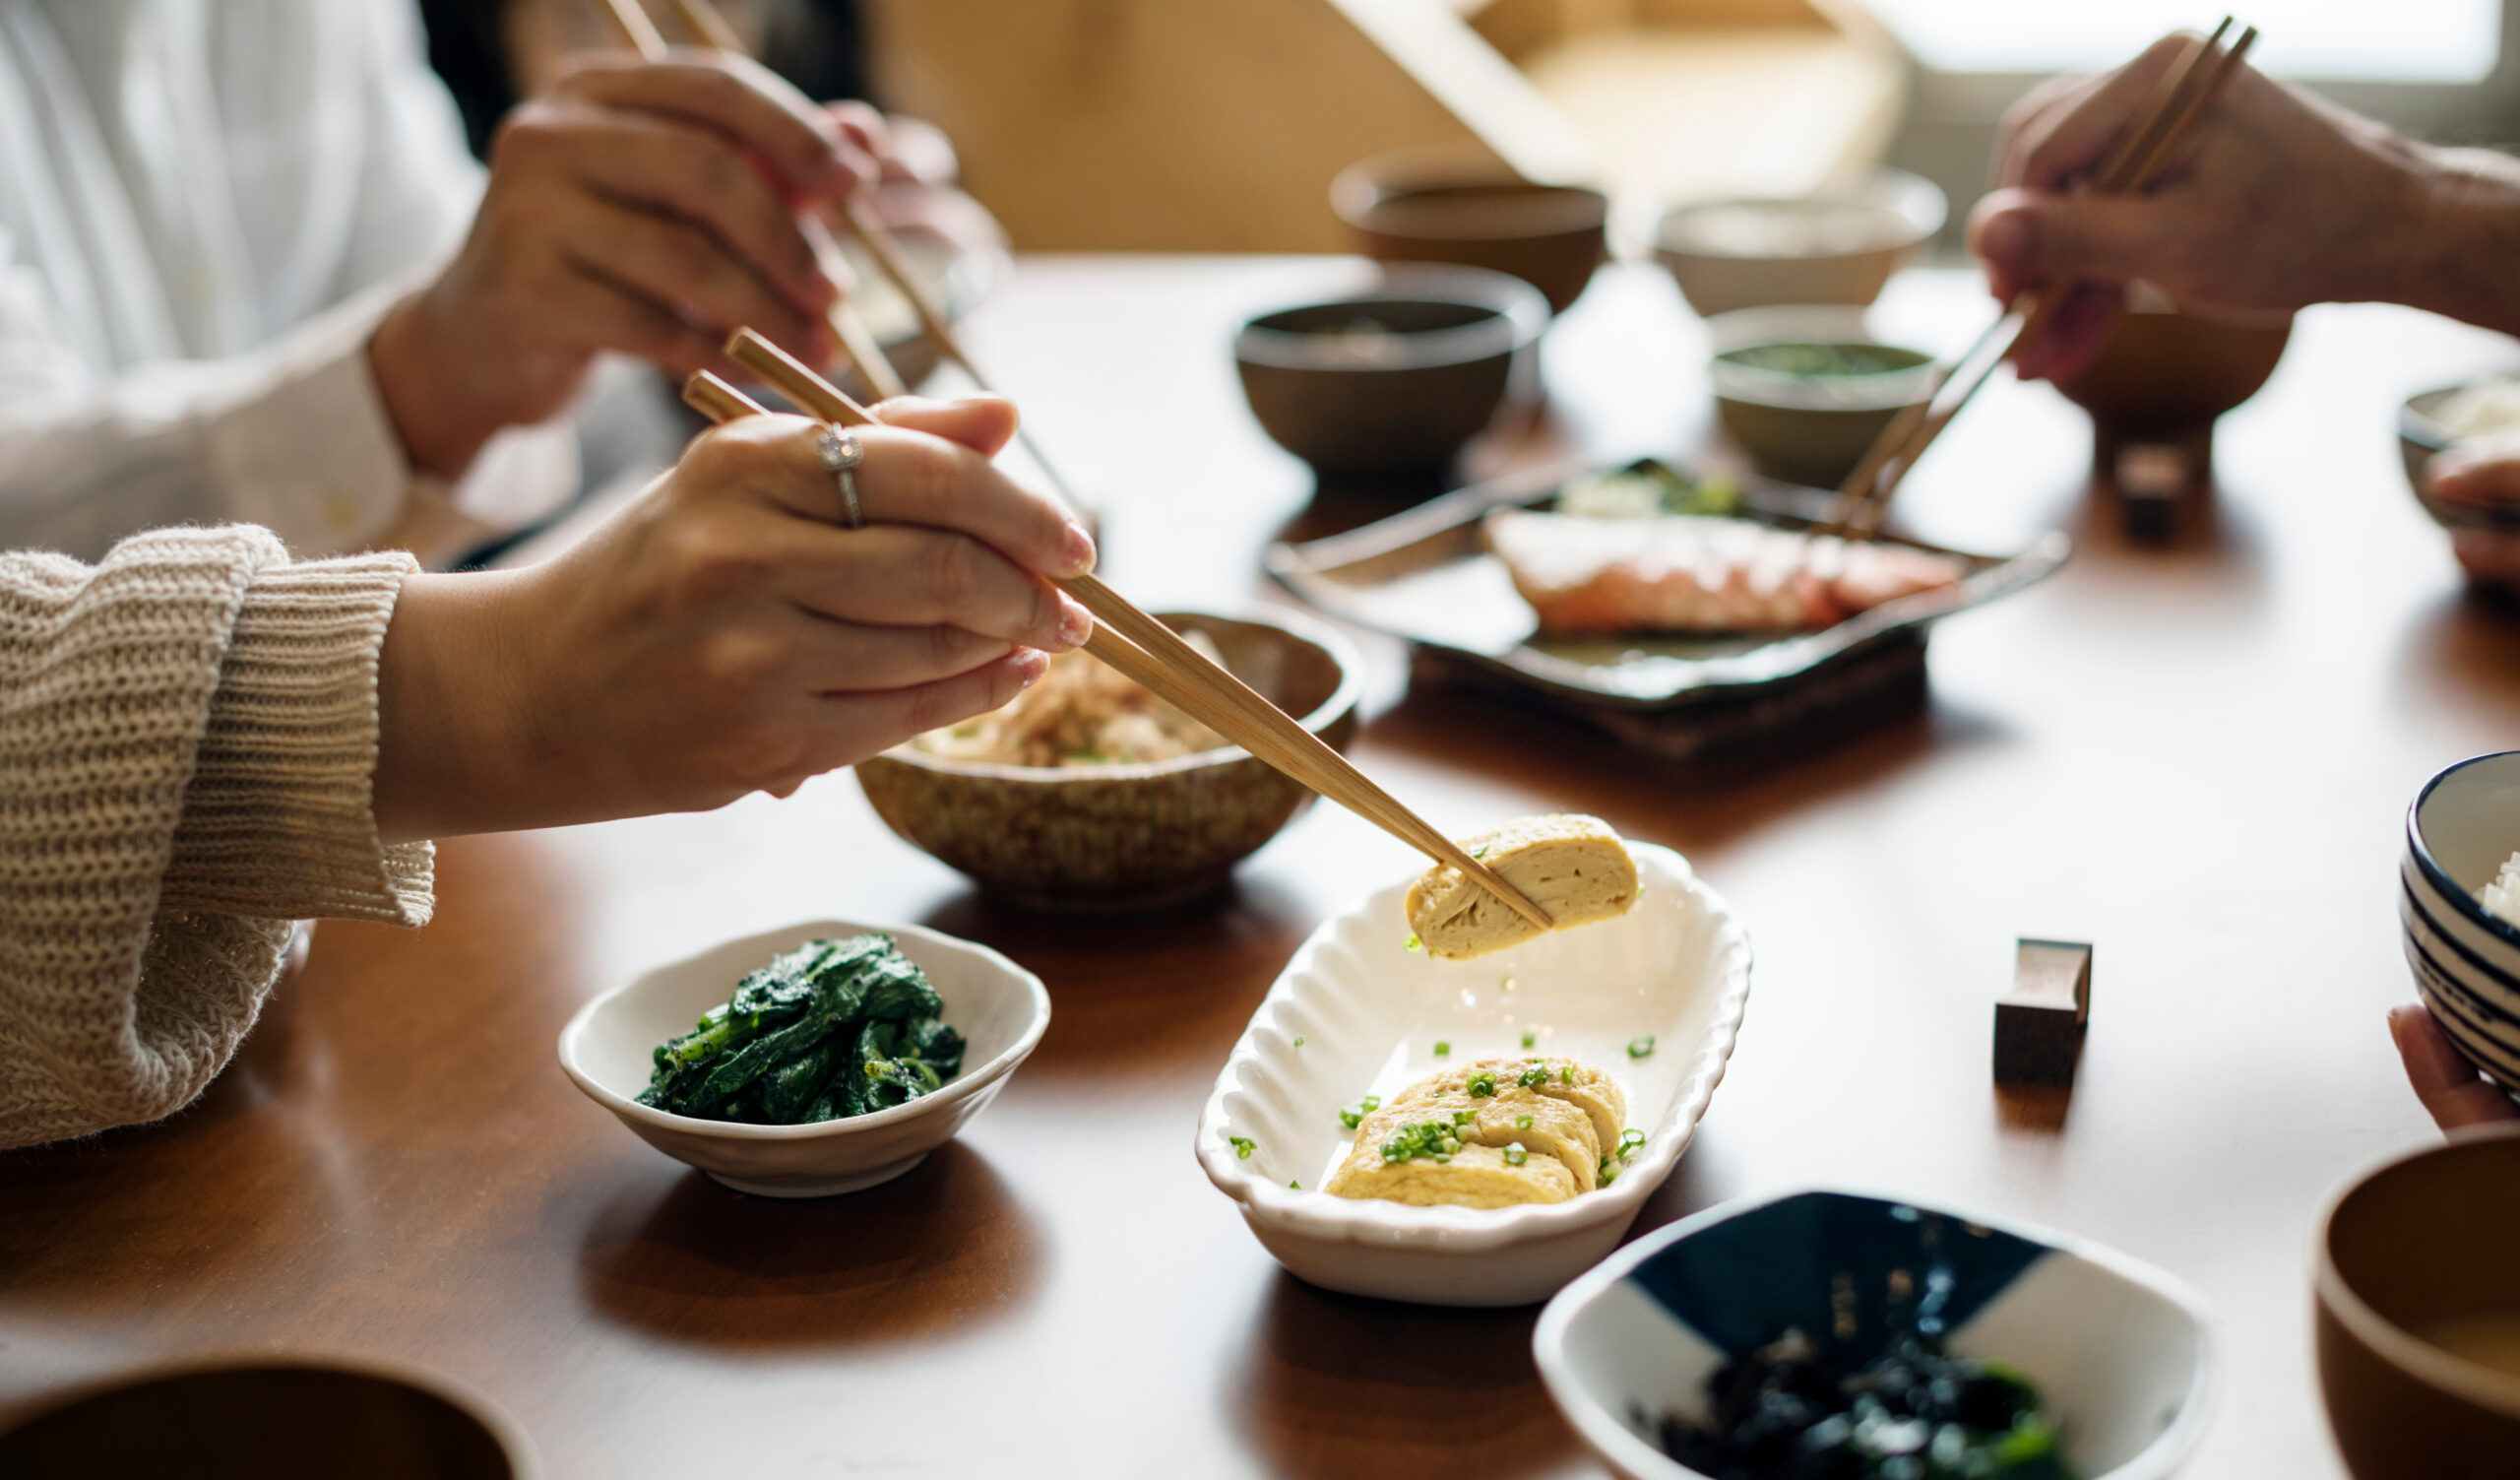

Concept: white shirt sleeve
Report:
left=0, top=0, right=577, bottom=563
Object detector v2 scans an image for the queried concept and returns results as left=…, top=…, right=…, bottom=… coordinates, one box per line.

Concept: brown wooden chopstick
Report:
left=706, top=338, right=1560, bottom=932
left=1823, top=19, right=2253, bottom=539
left=589, top=0, right=910, bottom=401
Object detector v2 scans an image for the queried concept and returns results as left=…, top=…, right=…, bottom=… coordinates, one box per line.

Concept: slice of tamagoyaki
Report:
left=1406, top=813, right=1639, bottom=960
left=1397, top=1087, right=1601, bottom=1191
left=1397, top=1057, right=1627, bottom=1152
left=1323, top=1122, right=1578, bottom=1208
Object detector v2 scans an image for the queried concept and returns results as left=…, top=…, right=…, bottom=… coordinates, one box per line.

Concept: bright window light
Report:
left=1865, top=1, right=2501, bottom=83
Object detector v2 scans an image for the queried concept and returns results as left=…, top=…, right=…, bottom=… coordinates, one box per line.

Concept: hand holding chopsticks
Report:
left=1821, top=19, right=2258, bottom=539
left=693, top=333, right=1557, bottom=932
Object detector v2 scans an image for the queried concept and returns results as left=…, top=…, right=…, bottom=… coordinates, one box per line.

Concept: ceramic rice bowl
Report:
left=2400, top=749, right=2520, bottom=1091
left=855, top=610, right=1361, bottom=911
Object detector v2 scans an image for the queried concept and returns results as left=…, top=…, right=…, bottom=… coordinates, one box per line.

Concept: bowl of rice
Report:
left=855, top=609, right=1362, bottom=912
left=2400, top=750, right=2520, bottom=1092
left=2401, top=376, right=2520, bottom=533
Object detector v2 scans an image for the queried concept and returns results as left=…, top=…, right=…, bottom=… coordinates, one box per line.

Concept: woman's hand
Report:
left=1967, top=32, right=2457, bottom=382
left=2389, top=1002, right=2520, bottom=1133
left=372, top=397, right=1094, bottom=840
left=370, top=51, right=882, bottom=479
left=2426, top=437, right=2520, bottom=588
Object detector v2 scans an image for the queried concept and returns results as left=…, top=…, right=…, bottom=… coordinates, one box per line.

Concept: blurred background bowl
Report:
left=2317, top=1126, right=2520, bottom=1479
left=0, top=1358, right=536, bottom=1479
left=1233, top=266, right=1546, bottom=478
left=1704, top=305, right=1938, bottom=489
left=1332, top=154, right=1608, bottom=315
left=1534, top=1189, right=2212, bottom=1480
left=2402, top=378, right=2520, bottom=533
left=1652, top=168, right=1945, bottom=319
left=2054, top=303, right=2291, bottom=450
left=2399, top=749, right=2520, bottom=1092
left=856, top=609, right=1362, bottom=911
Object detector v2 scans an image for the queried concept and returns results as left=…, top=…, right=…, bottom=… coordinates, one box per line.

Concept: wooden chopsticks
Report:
left=590, top=0, right=910, bottom=400
left=695, top=336, right=1558, bottom=932
left=1820, top=19, right=2256, bottom=539
left=613, top=0, right=1087, bottom=514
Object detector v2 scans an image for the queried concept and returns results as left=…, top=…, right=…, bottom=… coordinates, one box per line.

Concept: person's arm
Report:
left=0, top=392, right=1092, bottom=1148
left=1968, top=32, right=2520, bottom=381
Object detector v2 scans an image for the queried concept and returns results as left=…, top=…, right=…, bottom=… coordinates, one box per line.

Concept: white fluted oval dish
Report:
left=1195, top=844, right=1751, bottom=1306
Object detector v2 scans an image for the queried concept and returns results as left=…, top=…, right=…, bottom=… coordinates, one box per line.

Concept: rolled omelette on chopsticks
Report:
left=1406, top=813, right=1639, bottom=960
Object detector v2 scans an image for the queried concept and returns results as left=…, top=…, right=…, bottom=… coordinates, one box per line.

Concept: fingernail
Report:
left=1061, top=523, right=1098, bottom=577
left=1016, top=649, right=1050, bottom=688
left=1057, top=599, right=1092, bottom=649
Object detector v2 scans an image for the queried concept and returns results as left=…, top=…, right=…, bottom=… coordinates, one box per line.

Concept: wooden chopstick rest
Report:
left=1994, top=938, right=2092, bottom=1088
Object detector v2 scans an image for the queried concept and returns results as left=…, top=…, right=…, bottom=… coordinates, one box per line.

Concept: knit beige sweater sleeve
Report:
left=0, top=526, right=432, bottom=1149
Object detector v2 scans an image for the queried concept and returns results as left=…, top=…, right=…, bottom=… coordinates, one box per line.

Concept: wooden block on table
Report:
left=1994, top=938, right=2091, bottom=1088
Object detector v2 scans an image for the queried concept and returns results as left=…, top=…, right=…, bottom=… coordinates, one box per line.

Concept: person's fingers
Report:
left=555, top=52, right=867, bottom=201
left=1969, top=189, right=2179, bottom=300
left=769, top=517, right=1089, bottom=652
left=746, top=420, right=1093, bottom=575
left=823, top=100, right=896, bottom=175
left=1997, top=72, right=2107, bottom=191
left=807, top=648, right=1050, bottom=769
left=563, top=192, right=824, bottom=355
left=2450, top=530, right=2520, bottom=588
left=872, top=395, right=1022, bottom=459
left=538, top=260, right=727, bottom=373
left=785, top=611, right=1017, bottom=692
left=2390, top=1003, right=2520, bottom=1131
left=2014, top=283, right=2126, bottom=385
left=528, top=108, right=834, bottom=316
left=2429, top=438, right=2520, bottom=506
left=2013, top=31, right=2198, bottom=192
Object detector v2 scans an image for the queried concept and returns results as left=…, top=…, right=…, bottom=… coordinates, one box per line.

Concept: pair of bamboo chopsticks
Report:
left=594, top=0, right=1088, bottom=514
left=1818, top=19, right=2259, bottom=540
left=685, top=331, right=1559, bottom=933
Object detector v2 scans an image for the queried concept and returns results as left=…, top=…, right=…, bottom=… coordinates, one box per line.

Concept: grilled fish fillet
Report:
left=1486, top=509, right=1966, bottom=635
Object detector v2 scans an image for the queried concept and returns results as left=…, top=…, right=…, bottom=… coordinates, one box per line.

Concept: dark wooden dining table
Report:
left=7, top=254, right=2520, bottom=1478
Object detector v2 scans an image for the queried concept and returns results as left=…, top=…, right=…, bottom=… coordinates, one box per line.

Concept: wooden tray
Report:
left=1266, top=460, right=2068, bottom=756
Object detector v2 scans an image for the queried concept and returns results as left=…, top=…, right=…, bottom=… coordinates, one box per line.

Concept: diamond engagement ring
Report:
left=817, top=423, right=865, bottom=530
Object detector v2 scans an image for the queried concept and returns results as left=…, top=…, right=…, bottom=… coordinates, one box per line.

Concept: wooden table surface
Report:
left=8, top=257, right=2520, bottom=1478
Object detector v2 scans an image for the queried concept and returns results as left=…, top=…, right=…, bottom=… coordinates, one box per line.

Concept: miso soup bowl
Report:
left=558, top=918, right=1049, bottom=1197
left=2317, top=1126, right=2520, bottom=1478
left=1534, top=1189, right=2214, bottom=1480
left=2399, top=749, right=2520, bottom=1093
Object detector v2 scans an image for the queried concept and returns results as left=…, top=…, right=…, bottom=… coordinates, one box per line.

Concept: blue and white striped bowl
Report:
left=2401, top=751, right=2520, bottom=1093
left=1533, top=1190, right=2214, bottom=1480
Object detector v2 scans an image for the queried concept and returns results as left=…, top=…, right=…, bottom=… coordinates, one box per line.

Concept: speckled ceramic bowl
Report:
left=855, top=609, right=1362, bottom=911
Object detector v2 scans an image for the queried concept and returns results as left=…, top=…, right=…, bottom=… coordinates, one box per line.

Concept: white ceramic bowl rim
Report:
left=1533, top=1182, right=2219, bottom=1480
left=2313, top=1122, right=2520, bottom=1422
left=2408, top=749, right=2520, bottom=952
left=1194, top=846, right=1754, bottom=1251
left=556, top=919, right=1051, bottom=1142
left=1653, top=167, right=1949, bottom=257
left=873, top=606, right=1364, bottom=783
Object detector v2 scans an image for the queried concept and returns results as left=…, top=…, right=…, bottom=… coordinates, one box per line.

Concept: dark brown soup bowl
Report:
left=1332, top=155, right=1608, bottom=315
left=0, top=1357, right=536, bottom=1479
left=2317, top=1126, right=2520, bottom=1478
left=1234, top=266, right=1545, bottom=478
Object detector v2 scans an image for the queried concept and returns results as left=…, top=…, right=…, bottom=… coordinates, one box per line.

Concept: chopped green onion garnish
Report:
left=1515, top=1114, right=1534, bottom=1129
left=1452, top=1110, right=1476, bottom=1126
left=1433, top=1041, right=1450, bottom=1058
left=1404, top=933, right=1423, bottom=953
left=1290, top=1180, right=1300, bottom=1190
left=1518, top=1065, right=1549, bottom=1088
left=1561, top=1065, right=1574, bottom=1083
left=1292, top=1036, right=1304, bottom=1048
left=1363, top=1095, right=1382, bottom=1112
left=1627, top=1035, right=1656, bottom=1059
left=1228, top=1135, right=1256, bottom=1159
left=1503, top=1143, right=1528, bottom=1167
left=1467, top=1071, right=1496, bottom=1097
left=1619, top=1128, right=1647, bottom=1155
left=1521, top=1030, right=1537, bottom=1049
left=1380, top=1123, right=1463, bottom=1163
left=1472, top=845, right=1489, bottom=860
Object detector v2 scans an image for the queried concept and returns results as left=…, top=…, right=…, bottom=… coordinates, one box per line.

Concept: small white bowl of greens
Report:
left=559, top=919, right=1048, bottom=1197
